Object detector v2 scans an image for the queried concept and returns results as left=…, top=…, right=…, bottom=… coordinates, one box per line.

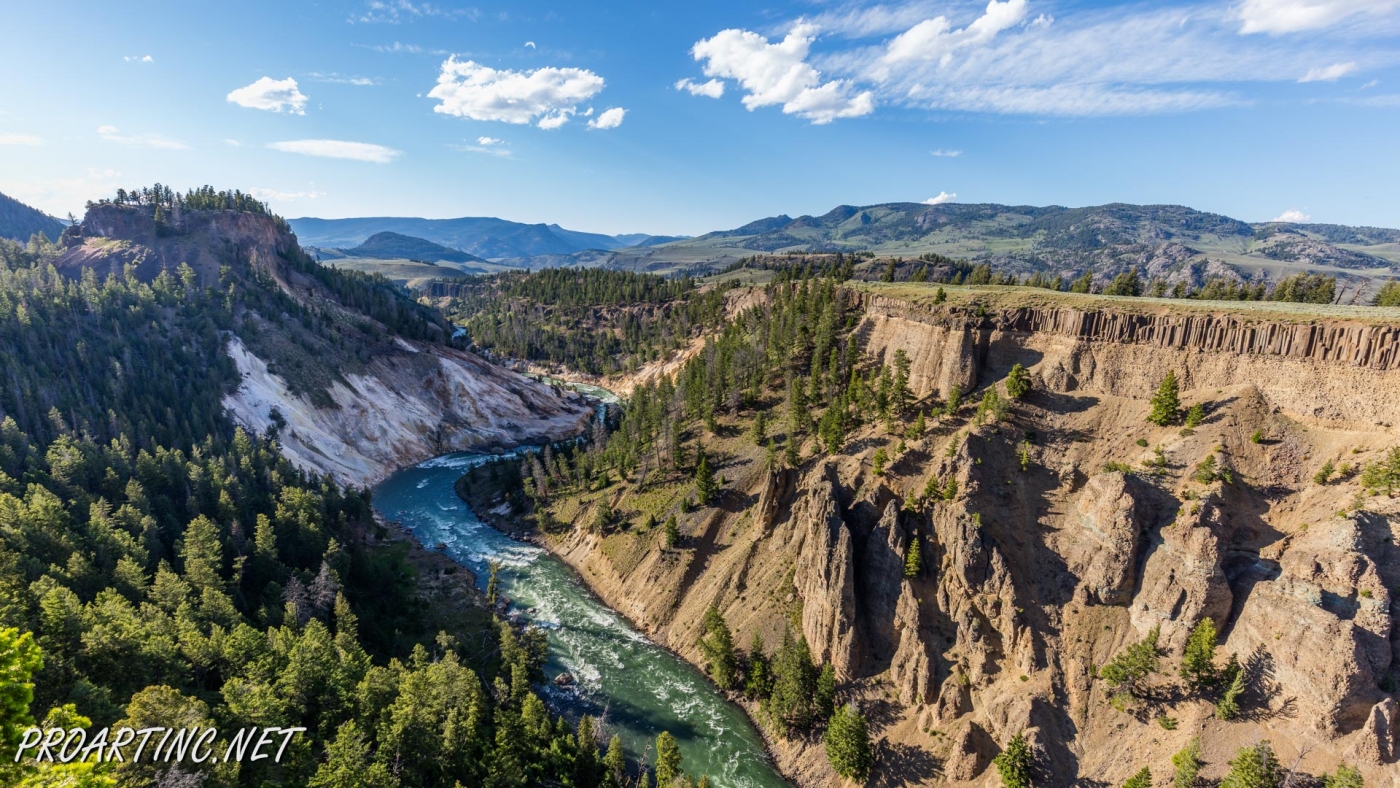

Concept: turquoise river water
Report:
left=372, top=450, right=791, bottom=788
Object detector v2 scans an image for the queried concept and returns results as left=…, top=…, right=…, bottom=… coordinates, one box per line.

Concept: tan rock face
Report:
left=1069, top=472, right=1145, bottom=606
left=1129, top=496, right=1234, bottom=649
left=942, top=720, right=994, bottom=781
left=792, top=462, right=861, bottom=680
left=859, top=501, right=909, bottom=662
left=890, top=580, right=935, bottom=705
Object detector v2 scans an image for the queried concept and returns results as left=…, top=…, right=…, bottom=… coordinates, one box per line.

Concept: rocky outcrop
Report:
left=942, top=720, right=994, bottom=780
left=1069, top=472, right=1145, bottom=606
left=792, top=462, right=860, bottom=680
left=859, top=501, right=908, bottom=661
left=754, top=468, right=796, bottom=533
left=889, top=580, right=935, bottom=705
left=1226, top=515, right=1394, bottom=733
left=222, top=335, right=592, bottom=487
left=1129, top=495, right=1233, bottom=650
left=1348, top=698, right=1397, bottom=765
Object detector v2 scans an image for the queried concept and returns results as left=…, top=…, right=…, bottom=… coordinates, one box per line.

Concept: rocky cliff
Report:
left=516, top=283, right=1400, bottom=787
left=56, top=201, right=593, bottom=487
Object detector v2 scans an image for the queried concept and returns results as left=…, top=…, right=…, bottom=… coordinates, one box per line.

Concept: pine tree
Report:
left=310, top=720, right=393, bottom=788
left=1184, top=402, right=1205, bottom=428
left=994, top=733, right=1034, bottom=788
left=815, top=662, right=837, bottom=719
left=1216, top=655, right=1246, bottom=720
left=750, top=410, right=767, bottom=445
left=1220, top=741, right=1280, bottom=788
left=1099, top=626, right=1162, bottom=707
left=655, top=731, right=682, bottom=787
left=1006, top=363, right=1031, bottom=399
left=745, top=630, right=772, bottom=700
left=601, top=734, right=626, bottom=788
left=933, top=287, right=947, bottom=304
left=768, top=628, right=818, bottom=733
left=1179, top=618, right=1218, bottom=691
left=824, top=704, right=872, bottom=781
left=904, top=536, right=922, bottom=578
left=944, top=384, right=962, bottom=417
left=1172, top=738, right=1204, bottom=788
left=694, top=450, right=718, bottom=506
left=1322, top=765, right=1364, bottom=788
left=663, top=515, right=679, bottom=549
left=872, top=447, right=888, bottom=476
left=1148, top=371, right=1182, bottom=426
left=697, top=606, right=738, bottom=691
left=1123, top=766, right=1152, bottom=788
left=575, top=716, right=600, bottom=788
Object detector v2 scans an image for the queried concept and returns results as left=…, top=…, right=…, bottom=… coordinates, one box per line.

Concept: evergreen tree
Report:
left=1006, top=363, right=1031, bottom=399
left=575, top=716, right=600, bottom=788
left=1220, top=741, right=1280, bottom=788
left=1179, top=618, right=1218, bottom=691
left=1099, top=626, right=1162, bottom=708
left=1323, top=764, right=1364, bottom=788
left=1216, top=655, right=1246, bottom=720
left=824, top=704, right=872, bottom=781
left=1184, top=402, right=1205, bottom=428
left=1070, top=270, right=1094, bottom=293
left=815, top=663, right=837, bottom=720
left=310, top=720, right=393, bottom=788
left=933, top=287, right=947, bottom=304
left=750, top=410, right=767, bottom=445
left=872, top=447, right=888, bottom=476
left=768, top=628, right=818, bottom=733
left=1123, top=766, right=1152, bottom=788
left=1148, top=371, right=1182, bottom=426
left=602, top=734, right=626, bottom=788
left=745, top=631, right=772, bottom=700
left=904, top=536, right=922, bottom=578
left=944, top=384, right=962, bottom=417
left=655, top=731, right=682, bottom=787
left=994, top=733, right=1034, bottom=788
left=697, top=606, right=738, bottom=691
left=663, top=515, right=680, bottom=549
left=1172, top=738, right=1204, bottom=788
left=0, top=628, right=41, bottom=766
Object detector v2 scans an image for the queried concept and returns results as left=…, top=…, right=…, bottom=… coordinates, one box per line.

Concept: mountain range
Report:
left=288, top=214, right=686, bottom=260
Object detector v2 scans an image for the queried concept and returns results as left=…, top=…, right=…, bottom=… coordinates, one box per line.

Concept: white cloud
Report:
left=96, top=125, right=189, bottom=149
left=249, top=188, right=326, bottom=202
left=923, top=191, right=957, bottom=204
left=587, top=107, right=627, bottom=129
left=123, top=55, right=153, bottom=63
left=268, top=139, right=402, bottom=163
left=0, top=133, right=43, bottom=146
left=0, top=167, right=128, bottom=217
left=350, top=0, right=478, bottom=24
left=427, top=58, right=607, bottom=128
left=450, top=138, right=512, bottom=156
left=227, top=77, right=309, bottom=114
left=87, top=168, right=121, bottom=179
left=930, top=148, right=962, bottom=157
left=525, top=41, right=536, bottom=49
left=880, top=0, right=1028, bottom=72
left=477, top=136, right=504, bottom=145
left=1361, top=78, right=1380, bottom=88
left=1236, top=0, right=1400, bottom=34
left=1271, top=209, right=1311, bottom=222
left=1299, top=61, right=1357, bottom=81
left=675, top=77, right=726, bottom=98
left=363, top=41, right=445, bottom=55
left=689, top=22, right=874, bottom=123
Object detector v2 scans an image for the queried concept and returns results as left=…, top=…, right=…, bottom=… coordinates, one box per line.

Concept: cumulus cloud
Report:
left=427, top=58, right=607, bottom=128
left=227, top=77, right=309, bottom=113
left=689, top=22, right=874, bottom=123
left=0, top=133, right=43, bottom=146
left=1236, top=0, right=1400, bottom=34
left=923, top=191, right=957, bottom=205
left=930, top=148, right=962, bottom=157
left=675, top=78, right=725, bottom=98
left=123, top=55, right=153, bottom=63
left=587, top=107, right=627, bottom=129
left=249, top=188, right=326, bottom=202
left=267, top=139, right=402, bottom=163
left=477, top=136, right=504, bottom=145
left=880, top=0, right=1028, bottom=71
left=1271, top=208, right=1311, bottom=222
left=97, top=125, right=189, bottom=150
left=1299, top=61, right=1357, bottom=81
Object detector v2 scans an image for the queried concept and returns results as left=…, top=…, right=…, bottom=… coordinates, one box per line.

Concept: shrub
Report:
left=1172, top=739, right=1203, bottom=788
left=1323, top=764, right=1364, bottom=788
left=1314, top=460, right=1335, bottom=485
left=1250, top=430, right=1264, bottom=444
left=1006, top=363, right=1032, bottom=399
left=1123, top=766, right=1153, bottom=788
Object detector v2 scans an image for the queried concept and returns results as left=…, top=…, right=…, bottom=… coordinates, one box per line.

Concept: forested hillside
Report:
left=0, top=190, right=65, bottom=242
left=432, top=268, right=733, bottom=376
left=0, top=191, right=631, bottom=787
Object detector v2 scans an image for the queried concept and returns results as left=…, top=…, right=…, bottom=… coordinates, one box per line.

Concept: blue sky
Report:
left=2, top=0, right=1398, bottom=235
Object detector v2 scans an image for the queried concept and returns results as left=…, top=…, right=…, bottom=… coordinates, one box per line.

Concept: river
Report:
left=372, top=450, right=792, bottom=788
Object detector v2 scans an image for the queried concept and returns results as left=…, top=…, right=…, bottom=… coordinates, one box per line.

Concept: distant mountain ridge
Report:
left=335, top=231, right=488, bottom=264
left=0, top=191, right=65, bottom=242
left=288, top=215, right=687, bottom=260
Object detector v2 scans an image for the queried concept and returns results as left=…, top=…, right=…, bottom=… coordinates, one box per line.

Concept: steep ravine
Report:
left=516, top=289, right=1400, bottom=787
